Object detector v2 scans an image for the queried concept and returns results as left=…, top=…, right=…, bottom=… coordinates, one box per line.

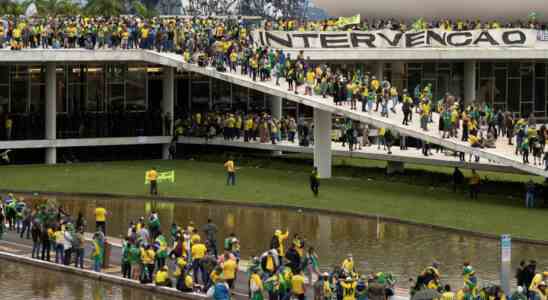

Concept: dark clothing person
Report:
left=40, top=227, right=51, bottom=261
left=202, top=221, right=218, bottom=258
left=452, top=168, right=464, bottom=192
left=285, top=247, right=301, bottom=274
left=310, top=169, right=319, bottom=197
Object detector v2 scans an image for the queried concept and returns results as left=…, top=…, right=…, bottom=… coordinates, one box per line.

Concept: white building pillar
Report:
left=313, top=108, right=332, bottom=179
left=162, top=67, right=175, bottom=159
left=45, top=63, right=56, bottom=164
left=374, top=62, right=384, bottom=81
left=464, top=61, right=476, bottom=106
left=270, top=95, right=282, bottom=119
left=270, top=95, right=283, bottom=156
left=391, top=62, right=405, bottom=91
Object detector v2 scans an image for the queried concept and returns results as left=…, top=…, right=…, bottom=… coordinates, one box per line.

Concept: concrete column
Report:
left=374, top=62, right=384, bottom=82
left=313, top=108, right=332, bottom=179
left=45, top=63, right=56, bottom=164
left=464, top=60, right=476, bottom=106
left=391, top=62, right=405, bottom=91
left=269, top=95, right=283, bottom=156
left=270, top=95, right=282, bottom=119
left=162, top=67, right=175, bottom=159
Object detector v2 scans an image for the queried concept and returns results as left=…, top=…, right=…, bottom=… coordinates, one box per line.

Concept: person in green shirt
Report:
left=91, top=232, right=104, bottom=272
left=121, top=238, right=131, bottom=278
left=128, top=241, right=141, bottom=280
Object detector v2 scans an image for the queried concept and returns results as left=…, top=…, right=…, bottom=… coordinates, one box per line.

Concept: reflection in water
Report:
left=0, top=260, right=178, bottom=300
left=22, top=195, right=548, bottom=289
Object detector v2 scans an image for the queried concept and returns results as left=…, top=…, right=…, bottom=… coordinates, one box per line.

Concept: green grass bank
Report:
left=0, top=155, right=545, bottom=240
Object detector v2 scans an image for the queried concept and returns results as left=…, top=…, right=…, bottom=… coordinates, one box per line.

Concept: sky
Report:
left=312, top=0, right=548, bottom=21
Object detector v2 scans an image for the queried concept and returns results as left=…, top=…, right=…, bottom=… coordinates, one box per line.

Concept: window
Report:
left=10, top=66, right=28, bottom=113
left=56, top=67, right=67, bottom=113
left=30, top=84, right=45, bottom=113
left=212, top=79, right=231, bottom=111
left=126, top=66, right=147, bottom=111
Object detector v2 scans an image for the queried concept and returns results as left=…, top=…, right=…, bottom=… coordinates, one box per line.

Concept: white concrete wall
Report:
left=314, top=108, right=332, bottom=178
left=464, top=61, right=477, bottom=105
left=45, top=63, right=56, bottom=164
left=162, top=67, right=175, bottom=159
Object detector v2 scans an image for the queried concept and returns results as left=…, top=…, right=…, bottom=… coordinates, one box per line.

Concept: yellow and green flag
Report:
left=145, top=170, right=175, bottom=184
left=336, top=14, right=361, bottom=27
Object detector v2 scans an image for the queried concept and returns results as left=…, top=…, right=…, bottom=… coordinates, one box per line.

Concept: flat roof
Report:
left=1, top=48, right=548, bottom=64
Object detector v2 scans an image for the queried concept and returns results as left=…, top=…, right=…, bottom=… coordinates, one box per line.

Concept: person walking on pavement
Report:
left=95, top=204, right=108, bottom=235
left=310, top=167, right=320, bottom=197
left=146, top=167, right=159, bottom=195
left=224, top=157, right=237, bottom=186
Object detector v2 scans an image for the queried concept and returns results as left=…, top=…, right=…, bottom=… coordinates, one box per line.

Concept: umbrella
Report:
left=411, top=288, right=441, bottom=300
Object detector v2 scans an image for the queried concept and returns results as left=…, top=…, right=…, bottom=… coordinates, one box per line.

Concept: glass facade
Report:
left=476, top=61, right=548, bottom=119
left=2, top=60, right=548, bottom=142
left=0, top=65, right=46, bottom=140
left=399, top=61, right=548, bottom=119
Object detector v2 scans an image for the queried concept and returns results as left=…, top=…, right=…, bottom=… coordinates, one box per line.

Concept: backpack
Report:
left=270, top=236, right=280, bottom=250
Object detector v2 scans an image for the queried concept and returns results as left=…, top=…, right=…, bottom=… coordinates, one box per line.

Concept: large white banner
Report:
left=252, top=29, right=537, bottom=49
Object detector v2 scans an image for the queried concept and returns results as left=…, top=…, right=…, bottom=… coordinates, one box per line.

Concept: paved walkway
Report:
left=0, top=229, right=410, bottom=300
left=179, top=136, right=525, bottom=174
left=0, top=230, right=250, bottom=299
left=152, top=50, right=548, bottom=177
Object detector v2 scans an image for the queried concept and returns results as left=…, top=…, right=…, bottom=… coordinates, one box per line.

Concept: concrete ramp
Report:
left=149, top=51, right=547, bottom=178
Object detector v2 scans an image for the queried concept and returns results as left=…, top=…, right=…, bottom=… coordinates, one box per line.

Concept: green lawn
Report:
left=0, top=158, right=545, bottom=240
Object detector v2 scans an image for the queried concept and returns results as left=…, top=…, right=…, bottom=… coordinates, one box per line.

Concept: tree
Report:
left=85, top=0, right=124, bottom=16
left=34, top=0, right=82, bottom=16
left=132, top=0, right=158, bottom=18
left=0, top=0, right=32, bottom=15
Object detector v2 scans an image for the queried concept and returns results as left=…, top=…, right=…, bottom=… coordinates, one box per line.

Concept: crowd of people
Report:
left=0, top=14, right=547, bottom=170
left=3, top=193, right=548, bottom=300
left=262, top=16, right=548, bottom=32
left=0, top=14, right=546, bottom=53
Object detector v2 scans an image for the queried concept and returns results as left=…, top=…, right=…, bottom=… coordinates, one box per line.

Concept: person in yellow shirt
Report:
left=155, top=266, right=171, bottom=287
left=441, top=285, right=456, bottom=300
left=341, top=277, right=357, bottom=300
left=191, top=241, right=207, bottom=285
left=222, top=255, right=238, bottom=289
left=141, top=244, right=156, bottom=283
left=209, top=266, right=222, bottom=285
left=54, top=227, right=65, bottom=264
left=224, top=158, right=236, bottom=186
left=250, top=268, right=264, bottom=299
left=291, top=270, right=306, bottom=300
left=341, top=254, right=354, bottom=274
left=95, top=204, right=108, bottom=235
left=244, top=116, right=253, bottom=142
left=530, top=272, right=548, bottom=294
left=274, top=229, right=289, bottom=258
left=146, top=167, right=158, bottom=195
left=469, top=170, right=480, bottom=200
left=190, top=229, right=201, bottom=244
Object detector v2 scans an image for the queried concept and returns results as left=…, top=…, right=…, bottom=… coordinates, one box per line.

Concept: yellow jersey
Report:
left=224, top=160, right=235, bottom=173
left=95, top=207, right=106, bottom=222
left=223, top=259, right=237, bottom=280
left=146, top=169, right=158, bottom=181
left=291, top=274, right=306, bottom=295
left=191, top=243, right=207, bottom=259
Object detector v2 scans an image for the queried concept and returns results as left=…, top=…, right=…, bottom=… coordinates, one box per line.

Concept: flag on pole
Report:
left=145, top=170, right=175, bottom=184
